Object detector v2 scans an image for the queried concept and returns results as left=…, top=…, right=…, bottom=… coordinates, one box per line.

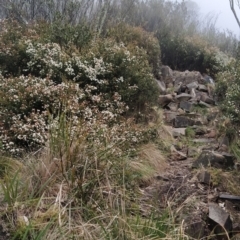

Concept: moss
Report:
left=185, top=127, right=196, bottom=138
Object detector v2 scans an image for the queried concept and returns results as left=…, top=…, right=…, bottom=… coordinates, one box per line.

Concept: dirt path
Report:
left=140, top=69, right=240, bottom=239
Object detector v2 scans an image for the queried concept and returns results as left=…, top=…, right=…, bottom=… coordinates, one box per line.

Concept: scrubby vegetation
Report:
left=0, top=0, right=240, bottom=239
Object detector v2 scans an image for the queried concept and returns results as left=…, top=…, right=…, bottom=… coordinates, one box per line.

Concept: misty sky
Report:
left=174, top=0, right=240, bottom=36
left=194, top=0, right=239, bottom=35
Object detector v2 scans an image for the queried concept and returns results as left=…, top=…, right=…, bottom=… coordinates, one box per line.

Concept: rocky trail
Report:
left=140, top=66, right=240, bottom=239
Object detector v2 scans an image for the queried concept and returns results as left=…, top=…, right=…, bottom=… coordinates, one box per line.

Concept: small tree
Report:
left=229, top=0, right=240, bottom=28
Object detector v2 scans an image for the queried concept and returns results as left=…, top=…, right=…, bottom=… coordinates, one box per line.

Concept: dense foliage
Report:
left=216, top=60, right=240, bottom=125
left=160, top=34, right=230, bottom=77
left=0, top=20, right=159, bottom=154
left=0, top=0, right=240, bottom=239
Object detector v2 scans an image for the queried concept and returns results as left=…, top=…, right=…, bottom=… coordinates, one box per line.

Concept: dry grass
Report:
left=0, top=108, right=196, bottom=239
left=131, top=143, right=167, bottom=185
left=209, top=168, right=240, bottom=195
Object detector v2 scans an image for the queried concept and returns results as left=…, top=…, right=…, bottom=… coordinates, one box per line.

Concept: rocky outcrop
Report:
left=156, top=66, right=216, bottom=111
left=141, top=66, right=240, bottom=240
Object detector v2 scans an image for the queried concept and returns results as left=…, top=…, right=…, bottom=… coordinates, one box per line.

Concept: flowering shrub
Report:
left=0, top=71, right=149, bottom=154
left=25, top=40, right=66, bottom=82
left=216, top=61, right=240, bottom=124
left=107, top=24, right=161, bottom=77
left=23, top=37, right=158, bottom=112
left=0, top=74, right=85, bottom=153
left=0, top=21, right=159, bottom=155
left=0, top=20, right=158, bottom=111
left=79, top=38, right=159, bottom=110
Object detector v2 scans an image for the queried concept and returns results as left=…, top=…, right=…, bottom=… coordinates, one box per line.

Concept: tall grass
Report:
left=0, top=111, right=190, bottom=239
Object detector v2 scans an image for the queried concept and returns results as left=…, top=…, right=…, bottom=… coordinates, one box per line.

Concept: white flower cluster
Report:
left=25, top=40, right=64, bottom=77
left=0, top=30, right=155, bottom=156
left=0, top=70, right=138, bottom=155
left=0, top=74, right=86, bottom=153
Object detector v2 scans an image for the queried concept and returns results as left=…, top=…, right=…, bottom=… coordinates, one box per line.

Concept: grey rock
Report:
left=200, top=93, right=215, bottom=105
left=203, top=74, right=215, bottom=84
left=172, top=128, right=186, bottom=137
left=170, top=145, right=187, bottom=161
left=161, top=66, right=174, bottom=84
left=198, top=84, right=208, bottom=92
left=187, top=147, right=199, bottom=157
left=186, top=81, right=199, bottom=90
left=192, top=150, right=235, bottom=169
left=167, top=102, right=179, bottom=111
left=173, top=70, right=203, bottom=86
left=208, top=203, right=232, bottom=239
left=190, top=88, right=196, bottom=98
left=174, top=116, right=202, bottom=128
left=175, top=93, right=192, bottom=102
left=164, top=111, right=178, bottom=123
left=174, top=81, right=182, bottom=93
left=193, top=138, right=215, bottom=143
left=180, top=101, right=194, bottom=112
left=219, top=193, right=240, bottom=201
left=156, top=80, right=166, bottom=94
left=185, top=221, right=206, bottom=239
left=197, top=171, right=211, bottom=185
left=158, top=94, right=173, bottom=107
left=198, top=100, right=212, bottom=108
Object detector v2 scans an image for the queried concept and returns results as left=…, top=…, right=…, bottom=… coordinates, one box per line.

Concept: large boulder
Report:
left=173, top=116, right=203, bottom=128
left=164, top=111, right=178, bottom=123
left=179, top=101, right=194, bottom=112
left=186, top=81, right=199, bottom=90
left=208, top=203, right=232, bottom=239
left=173, top=70, right=203, bottom=86
left=155, top=80, right=166, bottom=94
left=172, top=128, right=186, bottom=137
left=167, top=102, right=179, bottom=111
left=175, top=93, right=192, bottom=102
left=160, top=65, right=174, bottom=85
left=192, top=150, right=235, bottom=169
left=198, top=92, right=215, bottom=105
left=158, top=94, right=173, bottom=107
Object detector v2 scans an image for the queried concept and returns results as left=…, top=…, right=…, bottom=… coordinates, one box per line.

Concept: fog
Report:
left=174, top=0, right=240, bottom=36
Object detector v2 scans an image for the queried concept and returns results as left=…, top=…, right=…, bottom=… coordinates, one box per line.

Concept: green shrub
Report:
left=185, top=127, right=195, bottom=138
left=0, top=21, right=159, bottom=154
left=0, top=20, right=30, bottom=77
left=0, top=21, right=158, bottom=112
left=78, top=38, right=159, bottom=111
left=216, top=61, right=240, bottom=125
left=159, top=34, right=229, bottom=77
left=107, top=23, right=161, bottom=77
left=36, top=19, right=93, bottom=51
